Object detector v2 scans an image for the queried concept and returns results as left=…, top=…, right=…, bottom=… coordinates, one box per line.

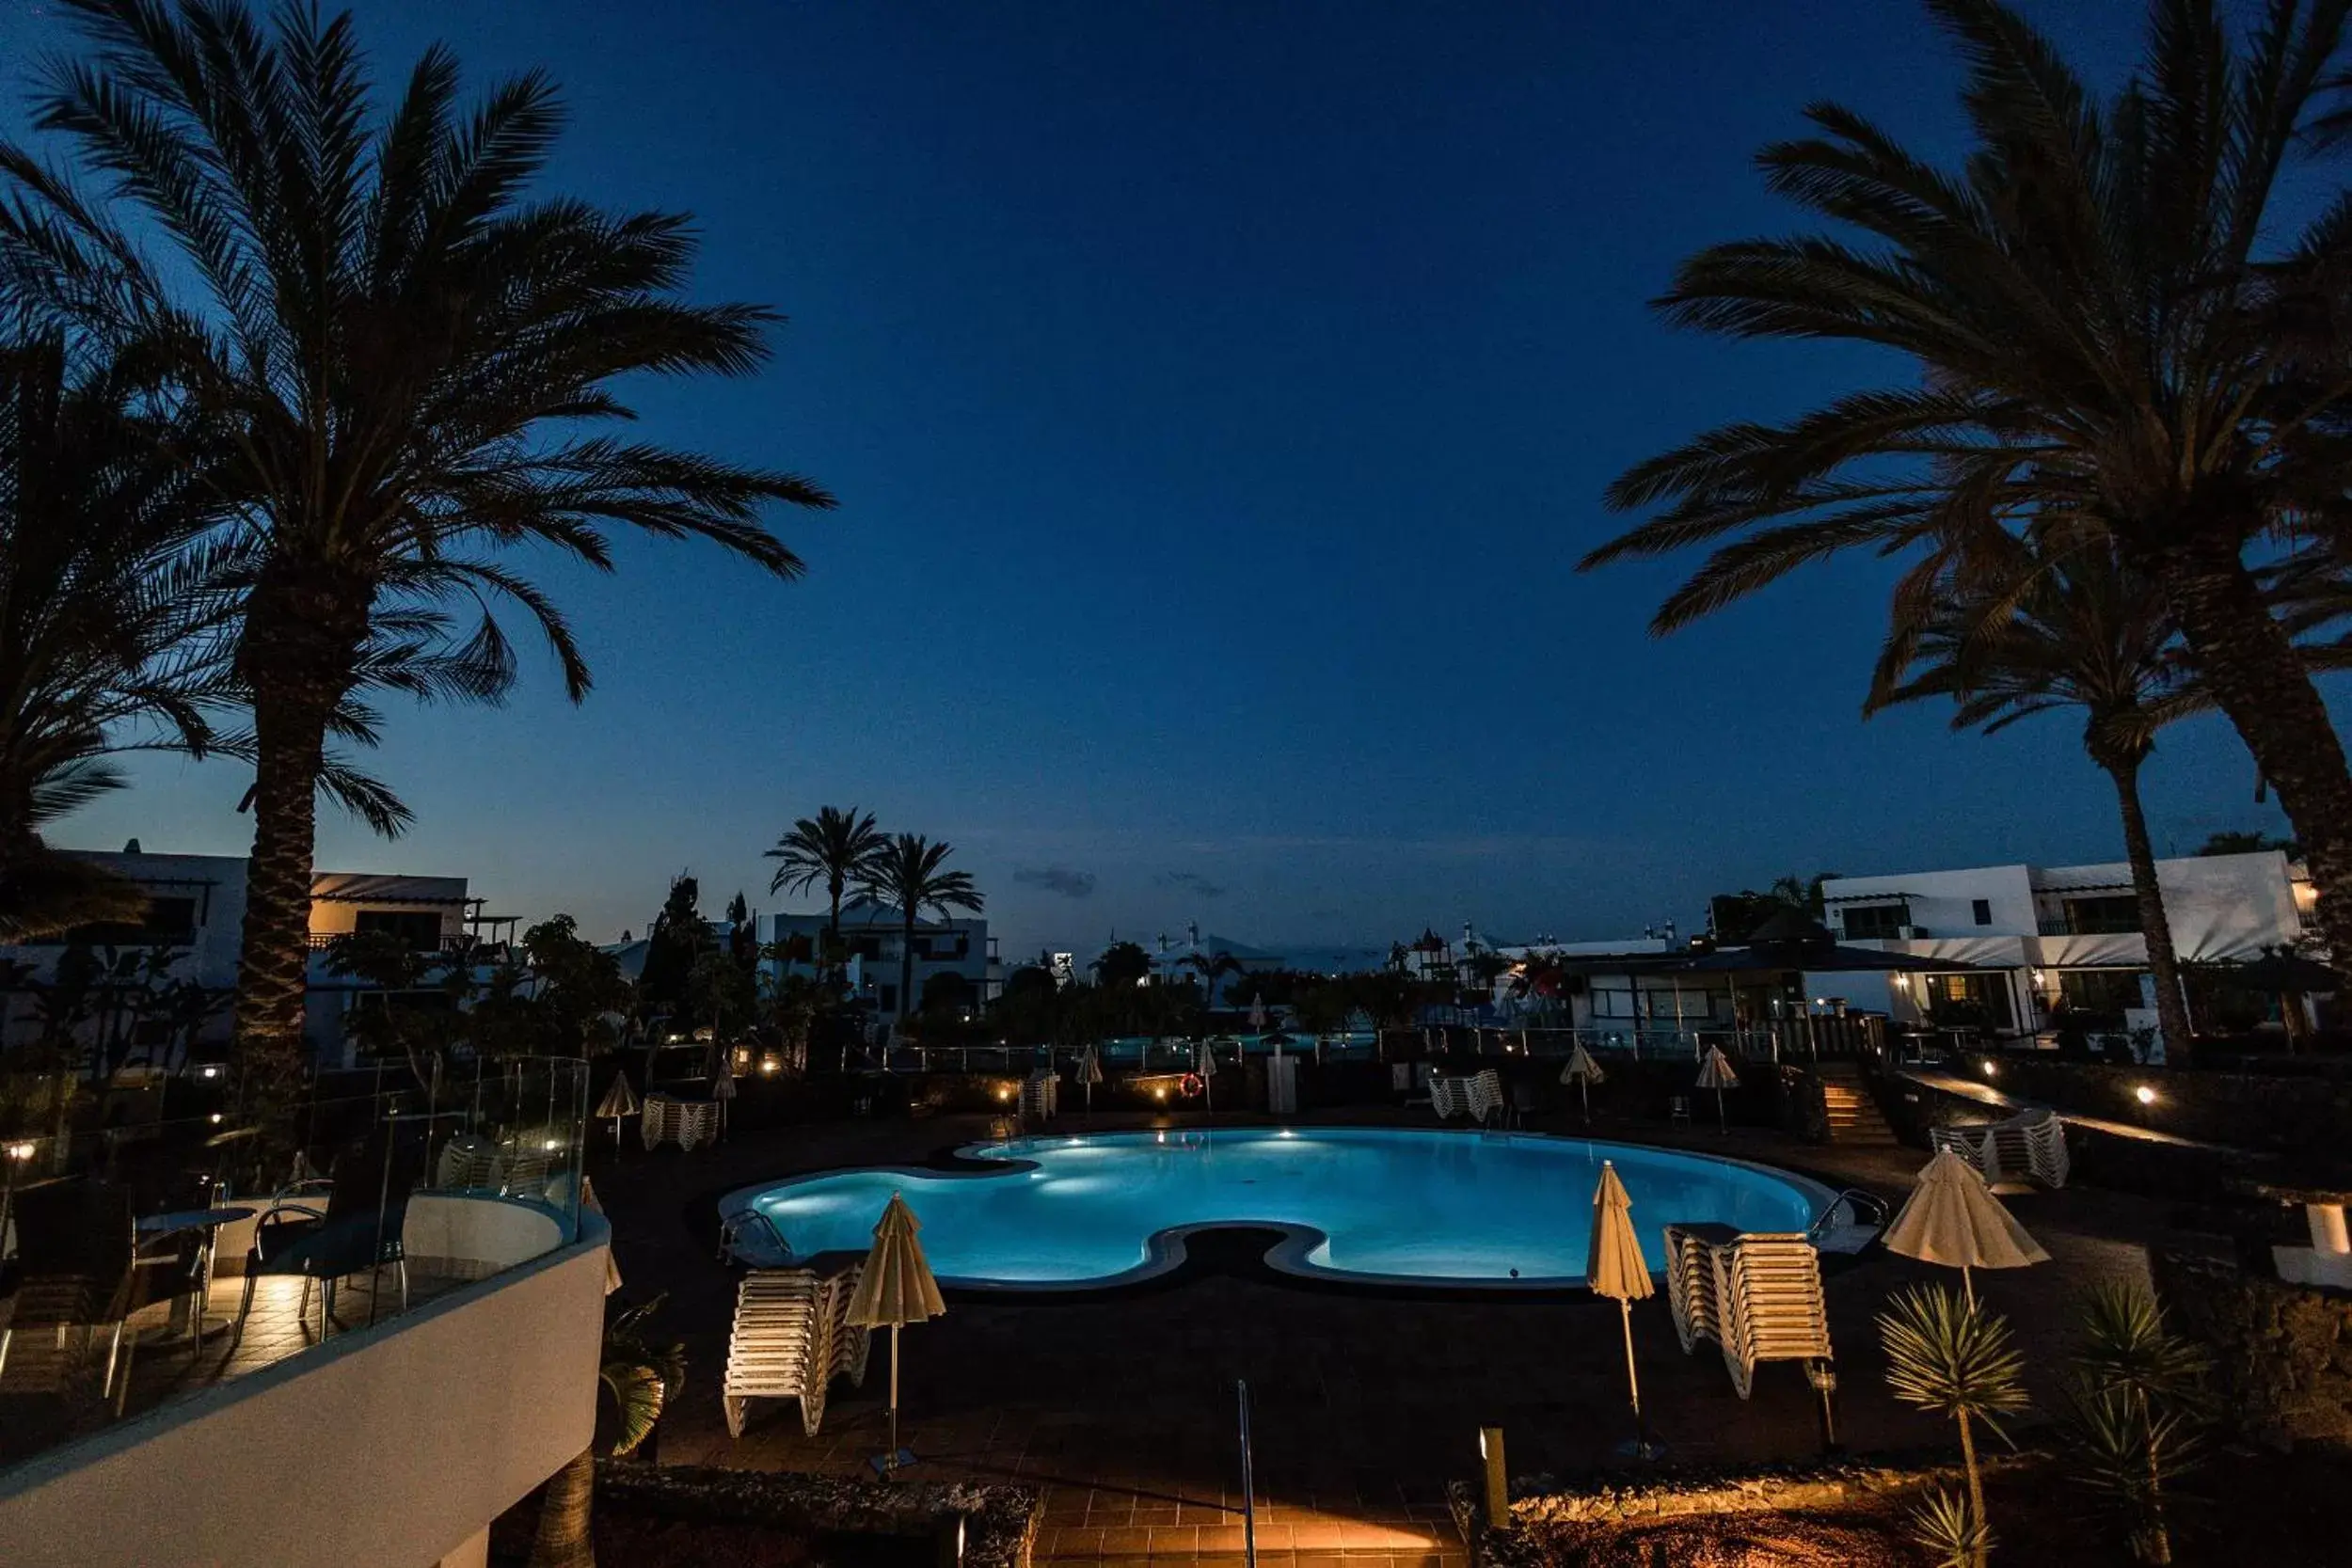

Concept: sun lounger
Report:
left=722, top=1266, right=870, bottom=1438
left=642, top=1094, right=721, bottom=1152
left=1662, top=1223, right=1833, bottom=1400
left=1930, top=1106, right=2069, bottom=1189
left=1020, top=1069, right=1059, bottom=1119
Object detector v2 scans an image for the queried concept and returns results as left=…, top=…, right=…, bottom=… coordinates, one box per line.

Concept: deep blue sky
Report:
left=3, top=1, right=2313, bottom=955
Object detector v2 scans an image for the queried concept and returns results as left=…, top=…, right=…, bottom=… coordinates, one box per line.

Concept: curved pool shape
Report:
left=723, top=1129, right=1836, bottom=1290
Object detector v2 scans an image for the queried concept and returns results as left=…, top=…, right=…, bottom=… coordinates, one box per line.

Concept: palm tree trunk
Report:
left=232, top=572, right=369, bottom=1111
left=528, top=1447, right=596, bottom=1568
left=233, top=679, right=334, bottom=1111
left=1956, top=1409, right=1987, bottom=1568
left=898, top=904, right=915, bottom=1038
left=2145, top=533, right=2352, bottom=986
left=2103, top=755, right=2197, bottom=1070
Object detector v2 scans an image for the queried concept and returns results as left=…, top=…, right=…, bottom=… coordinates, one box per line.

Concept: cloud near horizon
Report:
left=1013, top=864, right=1097, bottom=898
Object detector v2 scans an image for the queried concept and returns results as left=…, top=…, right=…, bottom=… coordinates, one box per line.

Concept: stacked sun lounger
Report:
left=1662, top=1223, right=1834, bottom=1400
left=1930, top=1107, right=2070, bottom=1189
left=642, top=1093, right=722, bottom=1152
left=722, top=1265, right=872, bottom=1438
left=1020, top=1069, right=1059, bottom=1119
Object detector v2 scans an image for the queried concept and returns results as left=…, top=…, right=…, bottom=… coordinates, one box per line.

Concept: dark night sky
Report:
left=0, top=1, right=2315, bottom=954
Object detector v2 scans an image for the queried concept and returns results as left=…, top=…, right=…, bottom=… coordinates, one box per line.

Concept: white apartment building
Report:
left=1817, top=849, right=2316, bottom=1043
left=763, top=899, right=1002, bottom=1023
left=0, top=849, right=486, bottom=1068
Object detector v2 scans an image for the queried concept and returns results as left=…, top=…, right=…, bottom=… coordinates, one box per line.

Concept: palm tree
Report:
left=0, top=329, right=405, bottom=940
left=1581, top=0, right=2352, bottom=980
left=0, top=334, right=206, bottom=938
left=764, top=807, right=888, bottom=970
left=853, top=834, right=983, bottom=1039
left=0, top=0, right=833, bottom=1101
left=1182, top=949, right=1243, bottom=1009
left=1879, top=1284, right=2030, bottom=1567
left=529, top=1292, right=685, bottom=1568
left=1867, top=537, right=2205, bottom=1061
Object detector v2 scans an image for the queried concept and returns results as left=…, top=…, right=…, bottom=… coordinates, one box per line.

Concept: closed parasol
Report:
left=1561, top=1043, right=1605, bottom=1123
left=1695, top=1045, right=1739, bottom=1132
left=1883, top=1148, right=2050, bottom=1304
left=595, top=1071, right=640, bottom=1146
left=1588, top=1161, right=1661, bottom=1457
left=846, top=1192, right=947, bottom=1472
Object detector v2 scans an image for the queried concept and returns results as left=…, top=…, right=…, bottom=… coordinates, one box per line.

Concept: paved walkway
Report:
left=593, top=1105, right=2206, bottom=1568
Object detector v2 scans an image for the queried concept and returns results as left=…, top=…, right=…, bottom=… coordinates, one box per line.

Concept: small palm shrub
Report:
left=2064, top=1281, right=2208, bottom=1564
left=1879, top=1284, right=2029, bottom=1567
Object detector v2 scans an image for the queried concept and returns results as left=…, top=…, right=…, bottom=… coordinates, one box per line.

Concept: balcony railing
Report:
left=0, top=1054, right=590, bottom=1478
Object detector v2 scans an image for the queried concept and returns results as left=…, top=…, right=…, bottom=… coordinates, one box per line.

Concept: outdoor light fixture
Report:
left=208, top=1113, right=223, bottom=1124
left=199, top=1064, right=220, bottom=1080
left=4, top=1141, right=34, bottom=1162
left=1981, top=1060, right=1997, bottom=1078
left=2136, top=1085, right=2157, bottom=1105
left=760, top=1058, right=780, bottom=1076
left=543, top=1137, right=563, bottom=1151
left=1153, top=1085, right=1168, bottom=1101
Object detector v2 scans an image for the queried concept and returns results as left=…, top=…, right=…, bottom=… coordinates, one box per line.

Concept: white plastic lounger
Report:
left=1662, top=1224, right=1833, bottom=1400
left=1931, top=1107, right=2070, bottom=1189
left=722, top=1266, right=870, bottom=1438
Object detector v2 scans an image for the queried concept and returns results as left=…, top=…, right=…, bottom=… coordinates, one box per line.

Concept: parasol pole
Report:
left=889, top=1323, right=902, bottom=1466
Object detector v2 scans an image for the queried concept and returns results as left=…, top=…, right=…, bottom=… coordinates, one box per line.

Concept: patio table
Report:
left=135, top=1205, right=254, bottom=1344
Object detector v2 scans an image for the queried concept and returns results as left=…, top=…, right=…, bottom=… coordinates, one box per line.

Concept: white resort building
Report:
left=0, top=848, right=506, bottom=1069
left=1816, top=849, right=2318, bottom=1043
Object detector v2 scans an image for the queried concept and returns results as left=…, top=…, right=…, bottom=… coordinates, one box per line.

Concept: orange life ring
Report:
left=1180, top=1072, right=1204, bottom=1099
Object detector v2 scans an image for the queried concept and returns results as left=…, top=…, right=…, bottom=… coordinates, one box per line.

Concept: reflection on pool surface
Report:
left=725, top=1129, right=1835, bottom=1289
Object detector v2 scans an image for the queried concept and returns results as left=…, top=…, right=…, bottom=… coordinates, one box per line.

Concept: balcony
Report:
left=0, top=1056, right=596, bottom=1546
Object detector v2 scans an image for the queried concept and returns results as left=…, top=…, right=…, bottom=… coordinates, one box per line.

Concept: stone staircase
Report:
left=1817, top=1063, right=1899, bottom=1146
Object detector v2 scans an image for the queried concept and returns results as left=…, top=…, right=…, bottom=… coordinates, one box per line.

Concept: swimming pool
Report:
left=720, top=1129, right=1837, bottom=1290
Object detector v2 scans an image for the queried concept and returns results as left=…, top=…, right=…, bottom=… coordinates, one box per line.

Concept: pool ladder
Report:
left=718, top=1208, right=791, bottom=1264
left=1805, top=1187, right=1890, bottom=1250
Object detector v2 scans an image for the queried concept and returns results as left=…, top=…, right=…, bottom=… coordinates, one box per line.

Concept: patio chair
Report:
left=230, top=1121, right=424, bottom=1345
left=0, top=1178, right=139, bottom=1414
left=1668, top=1095, right=1692, bottom=1128
left=723, top=1266, right=866, bottom=1438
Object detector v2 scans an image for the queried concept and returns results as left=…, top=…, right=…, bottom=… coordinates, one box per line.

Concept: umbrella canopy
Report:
left=847, top=1193, right=947, bottom=1328
left=1249, top=997, right=1269, bottom=1031
left=1561, top=1043, right=1605, bottom=1085
left=595, top=1071, right=640, bottom=1120
left=1587, top=1162, right=1653, bottom=1303
left=712, top=1062, right=738, bottom=1101
left=1883, top=1149, right=2050, bottom=1291
left=1076, top=1046, right=1104, bottom=1086
left=1196, top=1037, right=1217, bottom=1074
left=1694, top=1046, right=1740, bottom=1089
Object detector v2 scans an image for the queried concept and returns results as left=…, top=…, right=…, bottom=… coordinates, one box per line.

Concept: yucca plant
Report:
left=1908, top=1486, right=1994, bottom=1568
left=1879, top=1284, right=2030, bottom=1566
left=2067, top=1281, right=2209, bottom=1563
left=529, top=1293, right=685, bottom=1568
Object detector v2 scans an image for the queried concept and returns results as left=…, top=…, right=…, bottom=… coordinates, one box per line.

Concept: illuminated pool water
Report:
left=721, top=1129, right=1836, bottom=1289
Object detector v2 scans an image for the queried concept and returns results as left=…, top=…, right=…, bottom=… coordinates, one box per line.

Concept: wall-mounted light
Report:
left=1981, top=1060, right=1997, bottom=1078
left=4, top=1141, right=35, bottom=1162
left=760, top=1057, right=780, bottom=1076
left=199, top=1064, right=221, bottom=1080
left=2135, top=1085, right=2157, bottom=1106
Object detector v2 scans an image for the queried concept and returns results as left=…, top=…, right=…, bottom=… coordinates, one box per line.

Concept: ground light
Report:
left=1981, top=1059, right=1997, bottom=1078
left=1478, top=1427, right=1507, bottom=1522
left=2136, top=1085, right=2157, bottom=1105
